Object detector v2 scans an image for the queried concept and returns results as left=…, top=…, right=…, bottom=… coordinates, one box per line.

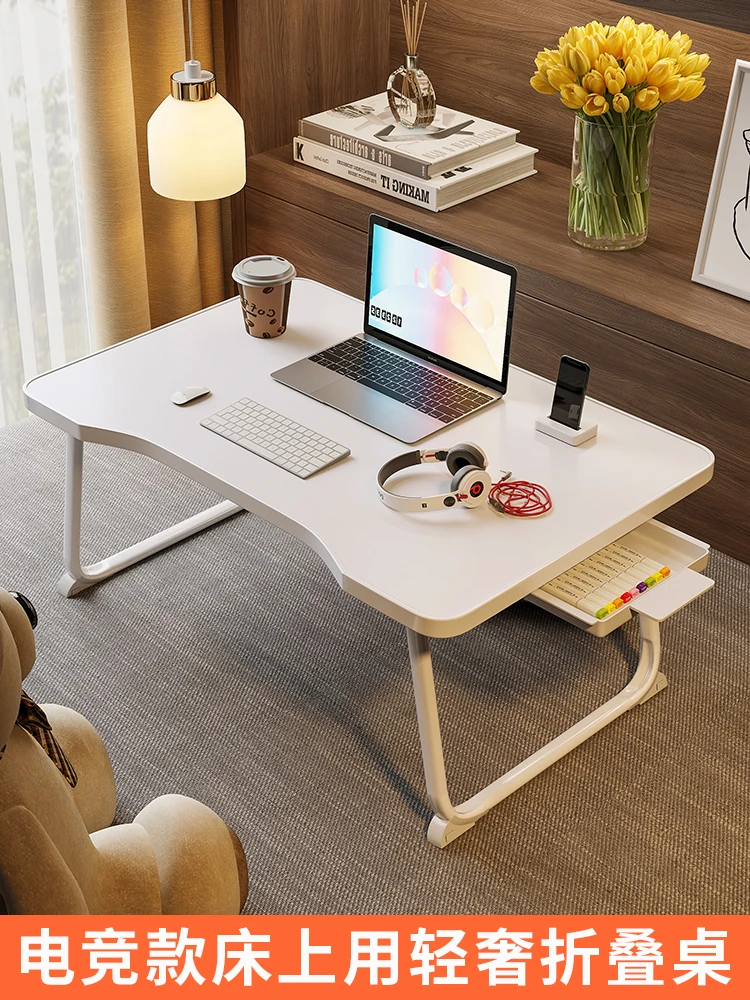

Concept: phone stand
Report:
left=535, top=415, right=598, bottom=447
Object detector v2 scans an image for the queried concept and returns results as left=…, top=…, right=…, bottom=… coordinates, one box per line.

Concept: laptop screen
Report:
left=364, top=216, right=516, bottom=392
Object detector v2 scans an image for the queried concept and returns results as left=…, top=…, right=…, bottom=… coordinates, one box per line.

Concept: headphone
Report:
left=376, top=442, right=492, bottom=512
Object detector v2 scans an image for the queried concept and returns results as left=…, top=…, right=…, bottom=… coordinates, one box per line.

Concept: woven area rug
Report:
left=1, top=416, right=747, bottom=913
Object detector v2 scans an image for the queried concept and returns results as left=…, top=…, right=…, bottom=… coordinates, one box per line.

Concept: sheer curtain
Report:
left=0, top=0, right=90, bottom=428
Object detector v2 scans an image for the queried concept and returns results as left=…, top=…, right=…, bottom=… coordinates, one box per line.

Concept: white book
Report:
left=293, top=136, right=537, bottom=212
left=298, top=93, right=519, bottom=179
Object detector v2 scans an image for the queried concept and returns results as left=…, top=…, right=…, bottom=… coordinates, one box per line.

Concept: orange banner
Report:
left=0, top=916, right=745, bottom=997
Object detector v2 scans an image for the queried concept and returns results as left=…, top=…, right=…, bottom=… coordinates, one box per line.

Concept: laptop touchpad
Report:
left=314, top=378, right=439, bottom=442
left=272, top=358, right=342, bottom=394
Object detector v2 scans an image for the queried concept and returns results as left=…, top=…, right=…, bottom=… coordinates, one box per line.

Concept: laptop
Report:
left=271, top=215, right=517, bottom=444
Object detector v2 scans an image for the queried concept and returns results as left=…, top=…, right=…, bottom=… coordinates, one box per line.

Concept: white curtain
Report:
left=0, top=0, right=90, bottom=428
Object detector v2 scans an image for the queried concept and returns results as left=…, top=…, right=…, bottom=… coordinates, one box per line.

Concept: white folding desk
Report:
left=24, top=279, right=715, bottom=847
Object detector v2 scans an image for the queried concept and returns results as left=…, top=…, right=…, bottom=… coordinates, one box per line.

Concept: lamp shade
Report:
left=147, top=92, right=246, bottom=201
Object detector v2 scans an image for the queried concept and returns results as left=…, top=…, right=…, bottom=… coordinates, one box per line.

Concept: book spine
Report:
left=298, top=120, right=430, bottom=180
left=294, top=138, right=438, bottom=210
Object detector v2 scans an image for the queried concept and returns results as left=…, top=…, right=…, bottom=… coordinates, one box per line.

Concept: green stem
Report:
left=569, top=111, right=654, bottom=247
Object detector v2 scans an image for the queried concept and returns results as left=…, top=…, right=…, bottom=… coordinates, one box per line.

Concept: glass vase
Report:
left=387, top=53, right=436, bottom=129
left=568, top=116, right=656, bottom=250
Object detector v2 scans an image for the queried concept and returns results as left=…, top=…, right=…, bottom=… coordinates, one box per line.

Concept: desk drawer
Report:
left=526, top=519, right=710, bottom=636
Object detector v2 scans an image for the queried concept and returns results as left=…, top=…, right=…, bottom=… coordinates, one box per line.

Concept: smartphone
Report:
left=549, top=356, right=590, bottom=430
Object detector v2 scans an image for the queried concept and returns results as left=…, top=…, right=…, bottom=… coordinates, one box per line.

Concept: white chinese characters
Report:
left=19, top=923, right=732, bottom=987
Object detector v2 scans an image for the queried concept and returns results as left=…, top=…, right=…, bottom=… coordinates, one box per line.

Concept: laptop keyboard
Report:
left=307, top=337, right=495, bottom=423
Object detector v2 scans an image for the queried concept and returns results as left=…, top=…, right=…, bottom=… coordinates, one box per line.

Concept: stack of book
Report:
left=294, top=93, right=537, bottom=213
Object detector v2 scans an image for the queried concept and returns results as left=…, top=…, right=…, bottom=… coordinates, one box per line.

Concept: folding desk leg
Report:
left=407, top=616, right=665, bottom=849
left=58, top=435, right=243, bottom=596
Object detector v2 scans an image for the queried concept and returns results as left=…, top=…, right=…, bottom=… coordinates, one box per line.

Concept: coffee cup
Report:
left=232, top=256, right=296, bottom=338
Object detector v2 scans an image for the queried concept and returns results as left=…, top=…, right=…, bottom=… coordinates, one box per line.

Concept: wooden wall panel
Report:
left=636, top=2, right=749, bottom=33
left=223, top=0, right=390, bottom=262
left=243, top=197, right=750, bottom=562
left=245, top=192, right=369, bottom=296
left=224, top=0, right=390, bottom=157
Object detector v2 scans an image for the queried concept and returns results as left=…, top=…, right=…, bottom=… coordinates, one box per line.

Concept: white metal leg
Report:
left=58, top=435, right=243, bottom=596
left=407, top=614, right=665, bottom=848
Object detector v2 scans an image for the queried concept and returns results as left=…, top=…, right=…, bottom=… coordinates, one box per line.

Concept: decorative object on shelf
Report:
left=294, top=135, right=537, bottom=212
left=299, top=93, right=517, bottom=180
left=388, top=1, right=436, bottom=129
left=530, top=16, right=710, bottom=250
left=147, top=0, right=245, bottom=200
left=693, top=60, right=750, bottom=302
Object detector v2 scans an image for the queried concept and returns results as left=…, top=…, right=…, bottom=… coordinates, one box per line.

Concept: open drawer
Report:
left=526, top=519, right=713, bottom=637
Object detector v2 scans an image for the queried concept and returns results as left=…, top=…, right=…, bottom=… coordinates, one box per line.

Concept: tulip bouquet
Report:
left=530, top=16, right=710, bottom=249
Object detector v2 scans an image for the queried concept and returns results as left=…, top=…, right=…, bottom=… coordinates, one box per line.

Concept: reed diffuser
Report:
left=387, top=1, right=437, bottom=128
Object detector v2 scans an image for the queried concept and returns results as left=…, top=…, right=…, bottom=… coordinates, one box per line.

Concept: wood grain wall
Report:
left=636, top=2, right=748, bottom=33
left=224, top=0, right=391, bottom=156
left=223, top=0, right=390, bottom=261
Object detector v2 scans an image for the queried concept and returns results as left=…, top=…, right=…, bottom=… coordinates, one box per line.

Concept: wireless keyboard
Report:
left=541, top=542, right=671, bottom=620
left=201, top=398, right=350, bottom=479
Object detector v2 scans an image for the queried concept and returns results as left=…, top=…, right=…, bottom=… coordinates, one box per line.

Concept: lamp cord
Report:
left=187, top=0, right=194, bottom=62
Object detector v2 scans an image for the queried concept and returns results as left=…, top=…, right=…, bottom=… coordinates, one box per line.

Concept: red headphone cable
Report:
left=489, top=478, right=552, bottom=517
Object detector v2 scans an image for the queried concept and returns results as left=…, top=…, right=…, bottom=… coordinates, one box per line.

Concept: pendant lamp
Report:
left=147, top=0, right=245, bottom=200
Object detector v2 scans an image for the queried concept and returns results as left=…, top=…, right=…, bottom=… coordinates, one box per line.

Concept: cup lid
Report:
left=232, top=256, right=296, bottom=287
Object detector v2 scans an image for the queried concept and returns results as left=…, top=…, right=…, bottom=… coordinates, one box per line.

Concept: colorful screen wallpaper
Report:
left=368, top=224, right=512, bottom=382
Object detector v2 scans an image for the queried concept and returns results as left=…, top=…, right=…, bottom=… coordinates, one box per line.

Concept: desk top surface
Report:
left=25, top=279, right=714, bottom=637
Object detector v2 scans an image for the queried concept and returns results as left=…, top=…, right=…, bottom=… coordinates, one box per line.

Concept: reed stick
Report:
left=396, top=0, right=431, bottom=120
left=400, top=0, right=427, bottom=55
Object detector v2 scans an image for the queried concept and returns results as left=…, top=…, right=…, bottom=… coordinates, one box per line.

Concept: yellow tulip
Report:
left=624, top=57, right=648, bottom=87
left=578, top=33, right=600, bottom=64
left=582, top=70, right=607, bottom=96
left=560, top=27, right=581, bottom=48
left=568, top=47, right=591, bottom=78
left=653, top=30, right=671, bottom=58
left=617, top=16, right=637, bottom=35
left=603, top=28, right=626, bottom=59
left=647, top=58, right=676, bottom=87
left=583, top=94, right=609, bottom=117
left=679, top=76, right=706, bottom=101
left=559, top=43, right=574, bottom=69
left=546, top=64, right=577, bottom=90
left=634, top=86, right=661, bottom=110
left=612, top=93, right=630, bottom=113
left=584, top=21, right=606, bottom=37
left=672, top=31, right=693, bottom=55
left=658, top=76, right=684, bottom=102
left=636, top=22, right=655, bottom=43
left=535, top=48, right=563, bottom=74
left=643, top=41, right=662, bottom=69
left=623, top=37, right=644, bottom=61
left=560, top=84, right=588, bottom=109
left=595, top=52, right=619, bottom=75
left=678, top=52, right=710, bottom=76
left=530, top=72, right=556, bottom=95
left=666, top=38, right=681, bottom=60
left=605, top=67, right=626, bottom=94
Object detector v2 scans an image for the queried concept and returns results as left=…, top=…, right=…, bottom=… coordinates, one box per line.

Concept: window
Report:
left=0, top=0, right=90, bottom=428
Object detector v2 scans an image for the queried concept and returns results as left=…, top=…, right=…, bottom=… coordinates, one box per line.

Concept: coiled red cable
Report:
left=489, top=479, right=552, bottom=517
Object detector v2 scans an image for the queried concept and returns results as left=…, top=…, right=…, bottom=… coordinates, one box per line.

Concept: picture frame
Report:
left=692, top=59, right=750, bottom=302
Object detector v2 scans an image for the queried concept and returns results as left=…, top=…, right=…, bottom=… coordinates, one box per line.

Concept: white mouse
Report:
left=171, top=386, right=211, bottom=406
